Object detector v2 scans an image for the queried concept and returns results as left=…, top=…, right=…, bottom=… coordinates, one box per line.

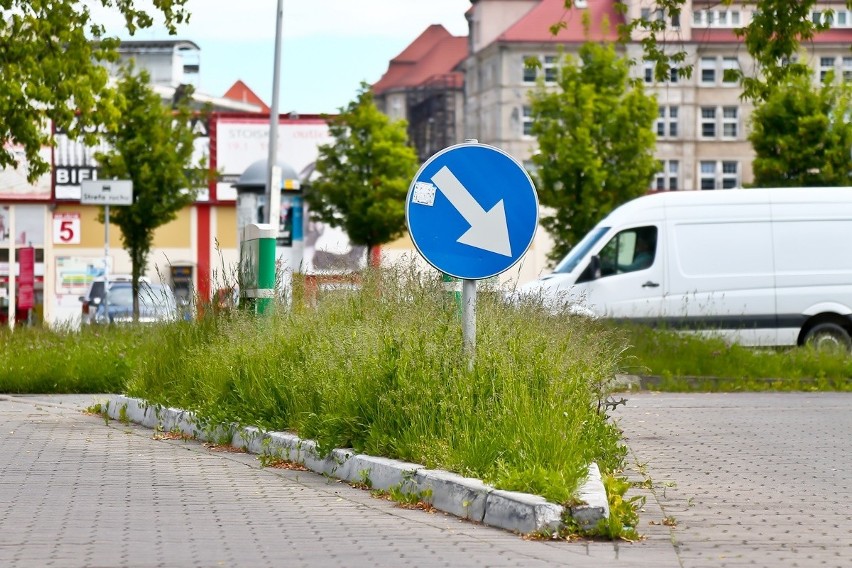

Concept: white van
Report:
left=520, top=187, right=852, bottom=349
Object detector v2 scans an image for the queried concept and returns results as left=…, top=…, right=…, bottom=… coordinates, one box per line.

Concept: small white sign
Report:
left=80, top=179, right=133, bottom=205
left=412, top=181, right=437, bottom=206
left=53, top=213, right=81, bottom=244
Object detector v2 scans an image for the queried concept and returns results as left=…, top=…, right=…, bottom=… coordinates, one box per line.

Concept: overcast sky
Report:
left=92, top=0, right=471, bottom=114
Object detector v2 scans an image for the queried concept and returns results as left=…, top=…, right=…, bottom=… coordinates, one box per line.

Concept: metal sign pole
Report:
left=7, top=205, right=15, bottom=331
left=104, top=204, right=110, bottom=315
left=462, top=278, right=476, bottom=369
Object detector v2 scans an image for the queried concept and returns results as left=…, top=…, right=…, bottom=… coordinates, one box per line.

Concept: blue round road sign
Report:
left=406, top=142, right=539, bottom=280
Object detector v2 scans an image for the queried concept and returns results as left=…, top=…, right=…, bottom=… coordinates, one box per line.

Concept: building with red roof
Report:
left=377, top=0, right=852, bottom=192
left=374, top=0, right=852, bottom=284
left=373, top=25, right=468, bottom=161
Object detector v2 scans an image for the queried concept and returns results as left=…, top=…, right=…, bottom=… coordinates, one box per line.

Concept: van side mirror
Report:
left=590, top=255, right=602, bottom=280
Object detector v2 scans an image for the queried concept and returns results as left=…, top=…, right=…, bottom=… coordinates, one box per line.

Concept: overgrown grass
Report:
left=0, top=323, right=153, bottom=393
left=616, top=323, right=852, bottom=390
left=124, top=265, right=628, bottom=504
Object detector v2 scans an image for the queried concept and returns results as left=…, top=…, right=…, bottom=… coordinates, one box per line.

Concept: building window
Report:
left=671, top=11, right=680, bottom=28
left=656, top=106, right=679, bottom=138
left=523, top=55, right=558, bottom=84
left=701, top=107, right=717, bottom=138
left=523, top=55, right=537, bottom=83
left=843, top=57, right=852, bottom=81
left=644, top=60, right=679, bottom=83
left=544, top=55, right=558, bottom=83
left=723, top=57, right=739, bottom=84
left=670, top=66, right=680, bottom=83
left=722, top=161, right=738, bottom=188
left=700, top=160, right=739, bottom=189
left=694, top=9, right=741, bottom=28
left=655, top=160, right=680, bottom=191
left=812, top=10, right=852, bottom=27
left=522, top=105, right=534, bottom=136
left=700, top=57, right=716, bottom=84
left=820, top=56, right=835, bottom=82
left=722, top=107, right=738, bottom=138
left=701, top=106, right=739, bottom=139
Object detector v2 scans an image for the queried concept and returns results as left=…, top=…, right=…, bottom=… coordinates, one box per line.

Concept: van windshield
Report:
left=553, top=226, right=610, bottom=274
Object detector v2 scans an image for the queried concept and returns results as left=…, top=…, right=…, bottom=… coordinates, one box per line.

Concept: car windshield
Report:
left=107, top=285, right=175, bottom=311
left=553, top=226, right=610, bottom=274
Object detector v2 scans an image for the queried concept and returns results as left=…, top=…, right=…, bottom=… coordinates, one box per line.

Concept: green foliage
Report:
left=0, top=0, right=191, bottom=180
left=735, top=0, right=839, bottom=102
left=0, top=324, right=154, bottom=393
left=612, top=0, right=691, bottom=83
left=95, top=66, right=208, bottom=315
left=749, top=73, right=852, bottom=187
left=592, top=474, right=643, bottom=541
left=307, top=83, right=419, bottom=260
left=529, top=41, right=658, bottom=264
left=388, top=483, right=432, bottom=507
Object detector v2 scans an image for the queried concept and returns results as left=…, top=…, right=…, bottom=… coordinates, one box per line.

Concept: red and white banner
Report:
left=18, top=247, right=35, bottom=310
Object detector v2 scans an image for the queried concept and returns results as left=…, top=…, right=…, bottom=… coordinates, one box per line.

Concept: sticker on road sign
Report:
left=412, top=182, right=437, bottom=206
left=406, top=142, right=538, bottom=280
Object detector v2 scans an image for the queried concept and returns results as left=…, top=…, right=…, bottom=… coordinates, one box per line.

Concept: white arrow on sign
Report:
left=431, top=166, right=512, bottom=257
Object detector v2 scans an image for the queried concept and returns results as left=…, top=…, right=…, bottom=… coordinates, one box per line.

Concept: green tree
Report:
left=95, top=67, right=206, bottom=317
left=0, top=0, right=190, bottom=180
left=553, top=0, right=852, bottom=102
left=529, top=41, right=658, bottom=264
left=749, top=73, right=852, bottom=187
left=307, top=84, right=419, bottom=265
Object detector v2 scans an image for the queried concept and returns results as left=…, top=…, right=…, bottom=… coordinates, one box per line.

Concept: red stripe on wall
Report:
left=197, top=204, right=211, bottom=302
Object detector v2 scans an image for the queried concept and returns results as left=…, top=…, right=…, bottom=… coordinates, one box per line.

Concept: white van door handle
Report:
left=642, top=281, right=660, bottom=288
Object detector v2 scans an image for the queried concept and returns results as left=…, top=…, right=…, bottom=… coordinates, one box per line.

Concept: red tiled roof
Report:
left=500, top=0, right=623, bottom=43
left=222, top=80, right=270, bottom=113
left=373, top=25, right=467, bottom=94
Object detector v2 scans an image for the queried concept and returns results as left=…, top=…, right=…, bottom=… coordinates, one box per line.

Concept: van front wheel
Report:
left=803, top=322, right=852, bottom=352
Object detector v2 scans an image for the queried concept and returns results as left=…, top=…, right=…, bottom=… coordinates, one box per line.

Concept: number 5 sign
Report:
left=53, top=213, right=81, bottom=244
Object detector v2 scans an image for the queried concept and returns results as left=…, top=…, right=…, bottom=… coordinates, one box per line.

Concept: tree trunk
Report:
left=367, top=245, right=381, bottom=269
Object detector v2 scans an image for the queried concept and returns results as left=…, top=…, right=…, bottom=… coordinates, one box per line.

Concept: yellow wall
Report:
left=215, top=205, right=237, bottom=249
left=52, top=204, right=192, bottom=249
left=385, top=232, right=414, bottom=250
left=152, top=207, right=191, bottom=248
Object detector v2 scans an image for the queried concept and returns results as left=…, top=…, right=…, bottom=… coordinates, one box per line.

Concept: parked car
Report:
left=93, top=282, right=177, bottom=324
left=79, top=274, right=155, bottom=324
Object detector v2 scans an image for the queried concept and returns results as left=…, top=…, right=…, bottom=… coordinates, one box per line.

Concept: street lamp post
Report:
left=265, top=0, right=284, bottom=227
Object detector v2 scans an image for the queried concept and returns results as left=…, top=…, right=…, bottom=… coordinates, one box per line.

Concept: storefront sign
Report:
left=53, top=213, right=81, bottom=244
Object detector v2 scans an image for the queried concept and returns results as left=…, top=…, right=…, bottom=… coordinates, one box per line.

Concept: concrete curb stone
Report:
left=104, top=395, right=609, bottom=535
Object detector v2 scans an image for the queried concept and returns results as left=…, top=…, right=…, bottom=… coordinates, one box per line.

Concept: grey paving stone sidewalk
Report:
left=6, top=391, right=846, bottom=567
left=0, top=394, right=678, bottom=568
left=614, top=392, right=852, bottom=568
